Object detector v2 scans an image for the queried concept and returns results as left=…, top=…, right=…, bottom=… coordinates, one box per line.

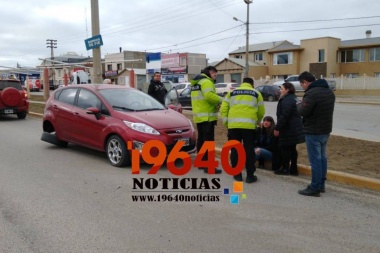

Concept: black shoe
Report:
left=298, top=186, right=320, bottom=197
left=320, top=188, right=326, bottom=193
left=203, top=168, right=222, bottom=174
left=233, top=174, right=243, bottom=182
left=274, top=169, right=290, bottom=175
left=246, top=175, right=257, bottom=184
left=290, top=170, right=299, bottom=176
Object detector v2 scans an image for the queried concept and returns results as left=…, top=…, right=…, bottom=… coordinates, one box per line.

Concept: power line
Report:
left=251, top=15, right=380, bottom=24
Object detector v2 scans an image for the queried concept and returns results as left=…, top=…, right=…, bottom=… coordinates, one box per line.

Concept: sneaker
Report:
left=203, top=168, right=222, bottom=174
left=233, top=174, right=243, bottom=182
left=298, top=186, right=320, bottom=197
left=246, top=175, right=258, bottom=184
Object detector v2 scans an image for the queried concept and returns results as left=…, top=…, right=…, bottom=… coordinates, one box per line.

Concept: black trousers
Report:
left=228, top=128, right=256, bottom=176
left=196, top=121, right=216, bottom=164
left=280, top=144, right=298, bottom=172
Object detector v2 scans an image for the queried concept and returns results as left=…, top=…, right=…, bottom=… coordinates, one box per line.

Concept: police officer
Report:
left=220, top=77, right=265, bottom=183
left=190, top=66, right=223, bottom=174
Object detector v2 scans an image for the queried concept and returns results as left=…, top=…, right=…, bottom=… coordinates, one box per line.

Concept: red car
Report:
left=0, top=79, right=29, bottom=119
left=41, top=85, right=196, bottom=167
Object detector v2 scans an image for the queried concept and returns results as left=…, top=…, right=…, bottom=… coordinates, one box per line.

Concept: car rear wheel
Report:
left=267, top=95, right=274, bottom=102
left=106, top=135, right=130, bottom=167
left=17, top=112, right=27, bottom=119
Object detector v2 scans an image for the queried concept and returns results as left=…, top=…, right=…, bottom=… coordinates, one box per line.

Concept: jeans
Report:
left=305, top=134, right=330, bottom=190
left=255, top=148, right=272, bottom=161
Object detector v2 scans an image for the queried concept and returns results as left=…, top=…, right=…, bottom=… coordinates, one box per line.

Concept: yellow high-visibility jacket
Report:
left=220, top=83, right=265, bottom=129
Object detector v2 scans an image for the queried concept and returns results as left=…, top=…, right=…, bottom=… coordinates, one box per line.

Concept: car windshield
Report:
left=99, top=89, right=165, bottom=112
left=0, top=80, right=22, bottom=91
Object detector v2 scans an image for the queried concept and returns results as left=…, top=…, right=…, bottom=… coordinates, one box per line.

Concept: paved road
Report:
left=1, top=116, right=380, bottom=252
left=263, top=102, right=380, bottom=142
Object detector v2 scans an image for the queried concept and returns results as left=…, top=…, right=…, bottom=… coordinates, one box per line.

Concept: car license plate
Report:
left=176, top=138, right=189, bottom=146
left=4, top=109, right=13, bottom=114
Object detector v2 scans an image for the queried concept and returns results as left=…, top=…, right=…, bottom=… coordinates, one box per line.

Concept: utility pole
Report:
left=46, top=39, right=57, bottom=92
left=91, top=0, right=102, bottom=84
left=244, top=0, right=252, bottom=78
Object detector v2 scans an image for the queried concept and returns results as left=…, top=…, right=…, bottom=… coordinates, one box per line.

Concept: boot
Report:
left=274, top=168, right=290, bottom=175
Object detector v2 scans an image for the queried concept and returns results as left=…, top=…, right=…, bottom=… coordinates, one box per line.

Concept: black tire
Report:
left=17, top=112, right=27, bottom=119
left=267, top=95, right=274, bottom=102
left=223, top=92, right=227, bottom=97
left=41, top=132, right=68, bottom=147
left=106, top=135, right=130, bottom=167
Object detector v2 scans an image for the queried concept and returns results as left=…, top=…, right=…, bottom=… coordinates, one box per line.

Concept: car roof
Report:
left=59, top=84, right=135, bottom=91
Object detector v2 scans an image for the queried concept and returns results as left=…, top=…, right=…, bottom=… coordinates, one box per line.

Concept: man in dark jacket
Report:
left=297, top=71, right=335, bottom=197
left=148, top=72, right=167, bottom=105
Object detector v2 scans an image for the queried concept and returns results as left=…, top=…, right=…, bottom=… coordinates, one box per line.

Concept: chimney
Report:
left=119, top=47, right=122, bottom=53
left=366, top=30, right=372, bottom=39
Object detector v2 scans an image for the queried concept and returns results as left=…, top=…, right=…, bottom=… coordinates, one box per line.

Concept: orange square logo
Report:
left=233, top=181, right=243, bottom=193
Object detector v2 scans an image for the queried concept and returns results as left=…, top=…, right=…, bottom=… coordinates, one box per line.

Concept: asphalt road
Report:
left=1, top=116, right=380, bottom=252
left=263, top=102, right=380, bottom=142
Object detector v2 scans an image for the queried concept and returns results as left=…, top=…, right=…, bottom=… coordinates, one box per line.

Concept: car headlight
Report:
left=123, top=121, right=160, bottom=135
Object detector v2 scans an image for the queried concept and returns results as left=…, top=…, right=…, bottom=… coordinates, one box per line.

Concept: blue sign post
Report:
left=84, top=34, right=103, bottom=50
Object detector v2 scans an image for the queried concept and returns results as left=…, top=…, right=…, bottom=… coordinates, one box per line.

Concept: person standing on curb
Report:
left=274, top=82, right=305, bottom=176
left=220, top=77, right=265, bottom=183
left=190, top=66, right=223, bottom=174
left=148, top=72, right=167, bottom=105
left=297, top=71, right=335, bottom=197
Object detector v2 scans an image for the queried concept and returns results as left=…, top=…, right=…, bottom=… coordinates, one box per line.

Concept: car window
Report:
left=100, top=89, right=165, bottom=111
left=231, top=83, right=240, bottom=88
left=256, top=86, right=263, bottom=92
left=263, top=86, right=269, bottom=91
left=0, top=80, right=22, bottom=90
left=77, top=89, right=101, bottom=109
left=57, top=88, right=77, bottom=105
left=176, top=84, right=185, bottom=89
left=165, top=88, right=179, bottom=106
left=181, top=88, right=191, bottom=96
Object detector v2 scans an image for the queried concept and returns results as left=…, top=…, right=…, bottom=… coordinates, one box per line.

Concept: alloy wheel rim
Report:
left=108, top=139, right=122, bottom=164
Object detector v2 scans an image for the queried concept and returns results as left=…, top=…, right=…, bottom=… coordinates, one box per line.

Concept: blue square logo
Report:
left=230, top=195, right=239, bottom=204
left=224, top=188, right=229, bottom=194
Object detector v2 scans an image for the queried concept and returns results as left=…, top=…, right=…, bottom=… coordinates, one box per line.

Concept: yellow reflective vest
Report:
left=190, top=74, right=223, bottom=123
left=220, top=83, right=265, bottom=129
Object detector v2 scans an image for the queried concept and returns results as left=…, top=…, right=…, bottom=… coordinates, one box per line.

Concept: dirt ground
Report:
left=184, top=114, right=380, bottom=180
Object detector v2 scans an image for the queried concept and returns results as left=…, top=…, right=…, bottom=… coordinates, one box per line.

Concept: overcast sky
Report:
left=1, top=0, right=379, bottom=69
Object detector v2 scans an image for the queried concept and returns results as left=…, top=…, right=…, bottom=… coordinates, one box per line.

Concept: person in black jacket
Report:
left=148, top=72, right=167, bottom=105
left=274, top=82, right=305, bottom=176
left=297, top=71, right=335, bottom=197
left=255, top=116, right=281, bottom=171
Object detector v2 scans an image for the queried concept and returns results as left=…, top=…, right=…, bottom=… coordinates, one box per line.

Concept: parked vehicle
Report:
left=178, top=87, right=192, bottom=108
left=215, top=82, right=240, bottom=96
left=175, top=82, right=191, bottom=94
left=162, top=80, right=176, bottom=91
left=273, top=75, right=302, bottom=91
left=24, top=78, right=41, bottom=91
left=0, top=79, right=29, bottom=119
left=255, top=85, right=281, bottom=101
left=41, top=85, right=196, bottom=167
left=70, top=70, right=91, bottom=84
left=326, top=79, right=337, bottom=91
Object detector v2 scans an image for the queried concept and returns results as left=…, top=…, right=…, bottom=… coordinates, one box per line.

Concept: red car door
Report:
left=70, top=88, right=109, bottom=150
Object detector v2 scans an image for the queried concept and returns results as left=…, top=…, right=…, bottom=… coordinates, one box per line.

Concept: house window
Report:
left=234, top=55, right=242, bottom=59
left=370, top=48, right=380, bottom=61
left=319, top=49, right=325, bottom=62
left=340, top=49, right=365, bottom=63
left=180, top=57, right=186, bottom=66
left=107, top=64, right=112, bottom=71
left=117, top=63, right=122, bottom=70
left=255, top=53, right=263, bottom=61
left=273, top=52, right=293, bottom=65
left=345, top=73, right=359, bottom=78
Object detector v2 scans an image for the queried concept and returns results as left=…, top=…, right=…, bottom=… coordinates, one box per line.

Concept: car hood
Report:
left=113, top=109, right=190, bottom=129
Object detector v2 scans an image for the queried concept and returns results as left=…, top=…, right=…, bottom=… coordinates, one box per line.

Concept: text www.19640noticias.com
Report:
left=131, top=194, right=220, bottom=202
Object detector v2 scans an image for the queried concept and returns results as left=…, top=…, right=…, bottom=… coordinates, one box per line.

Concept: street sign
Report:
left=84, top=34, right=103, bottom=50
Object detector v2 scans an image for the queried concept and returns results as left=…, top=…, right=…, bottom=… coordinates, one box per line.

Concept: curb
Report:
left=29, top=112, right=43, bottom=117
left=336, top=101, right=380, bottom=106
left=215, top=148, right=380, bottom=192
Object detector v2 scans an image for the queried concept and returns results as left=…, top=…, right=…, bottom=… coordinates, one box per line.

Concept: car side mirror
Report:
left=86, top=107, right=102, bottom=120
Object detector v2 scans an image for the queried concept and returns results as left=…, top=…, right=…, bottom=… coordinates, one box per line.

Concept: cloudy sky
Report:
left=1, top=0, right=379, bottom=69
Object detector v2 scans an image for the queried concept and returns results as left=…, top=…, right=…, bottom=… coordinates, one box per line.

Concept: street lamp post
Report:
left=234, top=0, right=252, bottom=78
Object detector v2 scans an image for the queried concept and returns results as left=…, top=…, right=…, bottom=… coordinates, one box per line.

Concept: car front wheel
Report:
left=17, top=112, right=27, bottom=119
left=106, top=135, right=130, bottom=167
left=267, top=95, right=274, bottom=102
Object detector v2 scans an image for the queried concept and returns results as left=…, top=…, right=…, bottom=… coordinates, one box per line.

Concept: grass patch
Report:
left=29, top=102, right=45, bottom=114
left=29, top=94, right=47, bottom=102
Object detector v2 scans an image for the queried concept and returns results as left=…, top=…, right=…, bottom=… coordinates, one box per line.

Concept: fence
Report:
left=253, top=75, right=380, bottom=90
